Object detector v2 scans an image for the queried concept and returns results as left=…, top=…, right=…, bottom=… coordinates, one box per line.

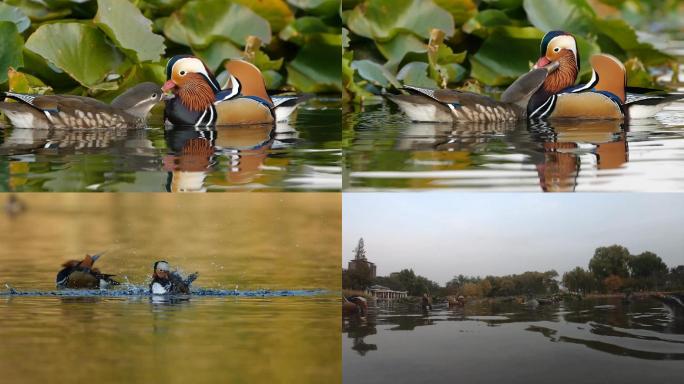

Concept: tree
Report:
left=562, top=267, right=595, bottom=294
left=603, top=275, right=624, bottom=293
left=353, top=238, right=367, bottom=260
left=629, top=251, right=668, bottom=290
left=344, top=261, right=372, bottom=290
left=589, top=245, right=630, bottom=280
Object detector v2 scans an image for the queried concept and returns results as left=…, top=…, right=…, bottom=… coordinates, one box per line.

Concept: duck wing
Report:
left=501, top=65, right=556, bottom=108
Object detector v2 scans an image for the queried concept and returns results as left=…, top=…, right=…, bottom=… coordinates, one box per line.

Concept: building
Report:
left=367, top=285, right=408, bottom=300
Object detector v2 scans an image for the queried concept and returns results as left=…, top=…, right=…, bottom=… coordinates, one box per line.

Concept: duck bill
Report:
left=533, top=56, right=552, bottom=70
left=162, top=80, right=177, bottom=93
left=90, top=251, right=105, bottom=262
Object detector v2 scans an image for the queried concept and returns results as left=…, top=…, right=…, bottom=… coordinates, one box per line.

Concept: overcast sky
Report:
left=343, top=193, right=684, bottom=285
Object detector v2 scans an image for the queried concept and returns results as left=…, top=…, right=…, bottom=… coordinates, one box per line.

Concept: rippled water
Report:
left=0, top=194, right=341, bottom=383
left=343, top=297, right=684, bottom=383
left=344, top=101, right=684, bottom=191
left=0, top=98, right=341, bottom=192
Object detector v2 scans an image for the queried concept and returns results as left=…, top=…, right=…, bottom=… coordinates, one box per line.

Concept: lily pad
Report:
left=593, top=19, right=672, bottom=66
left=351, top=59, right=400, bottom=89
left=8, top=67, right=51, bottom=94
left=376, top=34, right=427, bottom=70
left=346, top=0, right=455, bottom=42
left=523, top=0, right=596, bottom=35
left=25, top=22, right=126, bottom=88
left=232, top=0, right=294, bottom=32
left=287, top=43, right=341, bottom=92
left=193, top=40, right=243, bottom=72
left=279, top=16, right=341, bottom=46
left=3, top=0, right=72, bottom=21
left=287, top=0, right=340, bottom=16
left=396, top=61, right=438, bottom=88
left=0, top=21, right=24, bottom=84
left=434, top=0, right=477, bottom=26
left=94, top=0, right=166, bottom=63
left=164, top=1, right=271, bottom=49
left=0, top=3, right=30, bottom=33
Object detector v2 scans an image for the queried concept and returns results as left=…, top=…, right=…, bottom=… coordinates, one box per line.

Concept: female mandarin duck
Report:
left=56, top=252, right=120, bottom=289
left=0, top=82, right=164, bottom=129
left=149, top=260, right=199, bottom=295
left=162, top=55, right=275, bottom=126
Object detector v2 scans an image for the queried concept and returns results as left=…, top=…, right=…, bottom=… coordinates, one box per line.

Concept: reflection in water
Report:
left=345, top=101, right=684, bottom=191
left=343, top=297, right=684, bottom=383
left=0, top=99, right=341, bottom=192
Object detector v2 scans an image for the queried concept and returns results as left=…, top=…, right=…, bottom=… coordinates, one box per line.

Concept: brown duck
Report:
left=56, top=252, right=120, bottom=289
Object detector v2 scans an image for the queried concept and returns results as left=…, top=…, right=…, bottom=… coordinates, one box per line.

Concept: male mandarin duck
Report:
left=0, top=82, right=164, bottom=129
left=530, top=30, right=683, bottom=119
left=162, top=55, right=275, bottom=126
left=56, top=252, right=120, bottom=289
left=149, top=260, right=199, bottom=294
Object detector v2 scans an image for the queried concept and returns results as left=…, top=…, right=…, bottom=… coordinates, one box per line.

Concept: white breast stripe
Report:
left=572, top=70, right=598, bottom=93
left=43, top=111, right=55, bottom=123
left=530, top=97, right=554, bottom=118
left=539, top=95, right=557, bottom=118
left=195, top=109, right=207, bottom=127
left=206, top=105, right=215, bottom=126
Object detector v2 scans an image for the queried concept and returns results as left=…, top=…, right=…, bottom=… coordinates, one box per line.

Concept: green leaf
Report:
left=287, top=43, right=341, bottom=92
left=351, top=59, right=400, bottom=89
left=376, top=34, right=427, bottom=70
left=94, top=0, right=166, bottom=63
left=522, top=0, right=596, bottom=35
left=624, top=57, right=655, bottom=88
left=287, top=0, right=340, bottom=16
left=433, top=0, right=477, bottom=26
left=193, top=40, right=243, bottom=72
left=164, top=1, right=271, bottom=49
left=396, top=61, right=438, bottom=88
left=346, top=0, right=455, bottom=42
left=462, top=9, right=513, bottom=38
left=0, top=21, right=24, bottom=84
left=279, top=16, right=341, bottom=46
left=3, top=0, right=71, bottom=21
left=8, top=67, right=50, bottom=94
left=25, top=22, right=126, bottom=88
left=593, top=19, right=672, bottom=66
left=232, top=0, right=294, bottom=32
left=0, top=3, right=30, bottom=33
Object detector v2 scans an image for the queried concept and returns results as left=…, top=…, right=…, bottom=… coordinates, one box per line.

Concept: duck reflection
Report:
left=343, top=308, right=378, bottom=356
left=163, top=124, right=275, bottom=192
left=0, top=127, right=152, bottom=155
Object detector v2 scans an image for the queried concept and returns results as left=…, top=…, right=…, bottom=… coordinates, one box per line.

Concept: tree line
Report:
left=342, top=243, right=683, bottom=297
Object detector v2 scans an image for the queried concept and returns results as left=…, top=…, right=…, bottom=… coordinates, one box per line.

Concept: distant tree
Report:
left=628, top=251, right=668, bottom=290
left=353, top=238, right=367, bottom=260
left=345, top=261, right=372, bottom=290
left=589, top=245, right=631, bottom=280
left=603, top=275, right=624, bottom=293
left=667, top=265, right=684, bottom=290
left=562, top=267, right=595, bottom=294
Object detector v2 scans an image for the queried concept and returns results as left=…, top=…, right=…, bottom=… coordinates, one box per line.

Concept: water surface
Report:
left=343, top=297, right=684, bottom=383
left=0, top=98, right=341, bottom=192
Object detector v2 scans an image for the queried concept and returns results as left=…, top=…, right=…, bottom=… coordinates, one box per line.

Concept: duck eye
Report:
left=151, top=93, right=158, bottom=99
left=553, top=47, right=560, bottom=52
left=179, top=70, right=186, bottom=76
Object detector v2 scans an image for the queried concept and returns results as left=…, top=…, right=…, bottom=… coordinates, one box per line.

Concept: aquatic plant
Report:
left=342, top=0, right=681, bottom=103
left=0, top=0, right=341, bottom=98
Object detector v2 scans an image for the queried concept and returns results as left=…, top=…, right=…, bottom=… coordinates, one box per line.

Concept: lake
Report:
left=343, top=297, right=684, bottom=383
left=0, top=98, right=341, bottom=192
left=0, top=193, right=341, bottom=383
left=344, top=101, right=684, bottom=192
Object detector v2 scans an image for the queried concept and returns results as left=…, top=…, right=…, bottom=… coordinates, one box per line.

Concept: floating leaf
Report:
left=94, top=0, right=166, bottom=63
left=232, top=0, right=294, bottom=32
left=624, top=57, right=655, bottom=88
left=434, top=0, right=477, bottom=26
left=25, top=22, right=126, bottom=88
left=287, top=44, right=341, bottom=92
left=287, top=0, right=339, bottom=16
left=376, top=34, right=427, bottom=70
left=279, top=16, right=341, bottom=46
left=8, top=67, right=51, bottom=94
left=193, top=40, right=243, bottom=72
left=0, top=3, right=30, bottom=33
left=593, top=19, right=672, bottom=66
left=396, top=61, right=438, bottom=88
left=462, top=9, right=514, bottom=38
left=0, top=21, right=24, bottom=84
left=523, top=0, right=596, bottom=35
left=164, top=1, right=271, bottom=49
left=3, top=0, right=71, bottom=21
left=346, top=0, right=455, bottom=42
left=351, top=59, right=400, bottom=89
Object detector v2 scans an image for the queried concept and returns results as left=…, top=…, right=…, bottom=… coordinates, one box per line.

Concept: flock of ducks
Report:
left=56, top=253, right=198, bottom=295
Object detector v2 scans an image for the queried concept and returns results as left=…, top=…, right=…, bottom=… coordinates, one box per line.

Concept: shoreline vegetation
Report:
left=343, top=241, right=684, bottom=301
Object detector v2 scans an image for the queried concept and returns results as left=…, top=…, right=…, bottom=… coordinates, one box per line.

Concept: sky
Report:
left=343, top=193, right=684, bottom=285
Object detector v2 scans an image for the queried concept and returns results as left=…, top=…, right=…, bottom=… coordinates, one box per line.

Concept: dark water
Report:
left=344, top=101, right=684, bottom=192
left=343, top=297, right=684, bottom=383
left=0, top=98, right=341, bottom=192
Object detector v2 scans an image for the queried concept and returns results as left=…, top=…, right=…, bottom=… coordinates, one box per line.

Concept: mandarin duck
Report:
left=56, top=252, right=120, bottom=289
left=163, top=56, right=276, bottom=126
left=531, top=31, right=683, bottom=119
left=387, top=60, right=559, bottom=122
left=0, top=83, right=164, bottom=129
left=343, top=296, right=368, bottom=316
left=150, top=260, right=199, bottom=294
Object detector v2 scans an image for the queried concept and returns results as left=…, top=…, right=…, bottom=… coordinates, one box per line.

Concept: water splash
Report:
left=0, top=285, right=327, bottom=298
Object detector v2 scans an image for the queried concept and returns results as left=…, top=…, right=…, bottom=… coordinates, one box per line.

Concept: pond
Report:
left=344, top=100, right=684, bottom=192
left=0, top=193, right=341, bottom=383
left=343, top=297, right=684, bottom=383
left=0, top=98, right=341, bottom=192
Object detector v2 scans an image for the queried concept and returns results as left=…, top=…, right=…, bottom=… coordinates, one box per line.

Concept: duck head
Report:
left=153, top=260, right=170, bottom=280
left=535, top=31, right=579, bottom=93
left=163, top=56, right=220, bottom=112
left=111, top=82, right=165, bottom=120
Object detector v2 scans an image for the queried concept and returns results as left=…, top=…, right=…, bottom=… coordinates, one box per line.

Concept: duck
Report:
left=0, top=82, right=164, bottom=129
left=531, top=30, right=683, bottom=119
left=56, top=252, right=120, bottom=289
left=343, top=295, right=368, bottom=316
left=162, top=56, right=275, bottom=126
left=149, top=260, right=199, bottom=294
left=387, top=59, right=559, bottom=123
